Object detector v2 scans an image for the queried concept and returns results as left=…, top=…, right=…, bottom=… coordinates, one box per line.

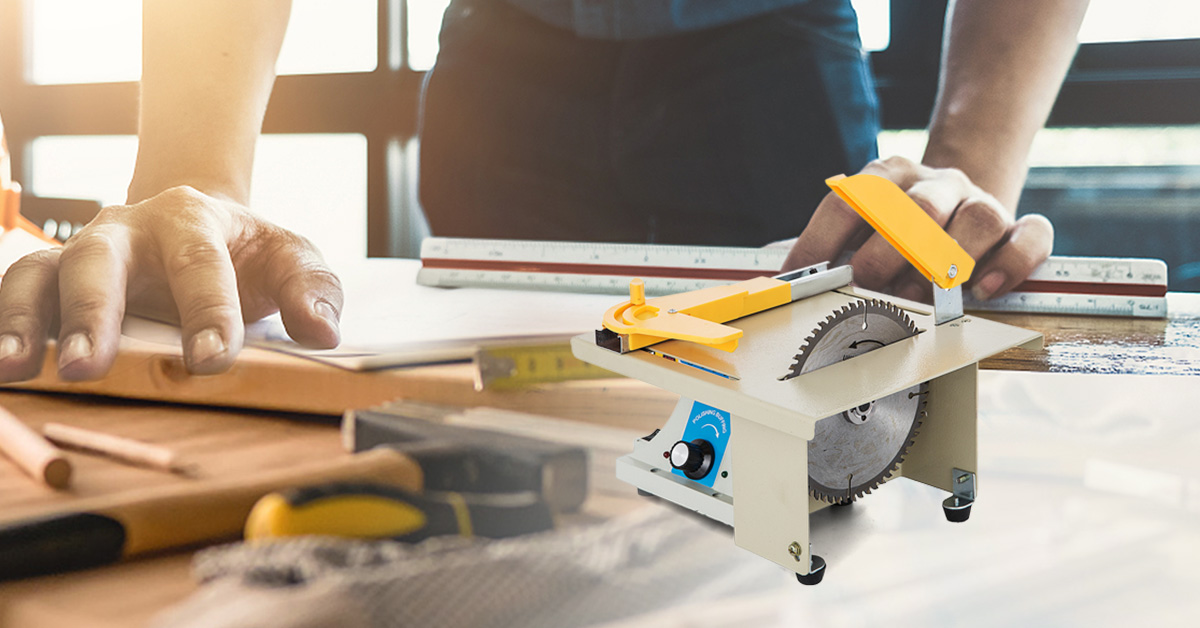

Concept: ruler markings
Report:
left=420, top=258, right=777, bottom=282
left=420, top=238, right=1169, bottom=317
left=1011, top=279, right=1167, bottom=298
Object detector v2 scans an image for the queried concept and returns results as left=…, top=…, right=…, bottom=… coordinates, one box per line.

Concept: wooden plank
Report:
left=0, top=337, right=678, bottom=430
left=0, top=554, right=194, bottom=628
left=0, top=390, right=651, bottom=628
left=0, top=391, right=345, bottom=522
left=0, top=390, right=345, bottom=627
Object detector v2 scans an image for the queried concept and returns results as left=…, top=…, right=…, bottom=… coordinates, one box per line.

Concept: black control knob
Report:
left=669, top=439, right=716, bottom=480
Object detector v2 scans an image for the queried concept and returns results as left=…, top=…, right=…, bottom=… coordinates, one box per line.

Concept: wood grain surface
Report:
left=0, top=390, right=649, bottom=628
left=0, top=390, right=347, bottom=627
left=0, top=336, right=680, bottom=427
left=978, top=292, right=1200, bottom=376
left=0, top=391, right=346, bottom=523
left=4, top=294, right=1197, bottom=426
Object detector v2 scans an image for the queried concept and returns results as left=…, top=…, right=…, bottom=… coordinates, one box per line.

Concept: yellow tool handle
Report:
left=103, top=448, right=423, bottom=556
left=245, top=482, right=554, bottom=542
left=245, top=483, right=441, bottom=541
left=826, top=173, right=974, bottom=289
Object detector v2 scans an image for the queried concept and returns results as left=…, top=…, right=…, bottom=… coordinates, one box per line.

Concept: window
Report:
left=28, top=0, right=379, bottom=84
left=407, top=0, right=451, bottom=72
left=5, top=0, right=408, bottom=260
left=4, top=1, right=1198, bottom=282
left=1078, top=0, right=1200, bottom=44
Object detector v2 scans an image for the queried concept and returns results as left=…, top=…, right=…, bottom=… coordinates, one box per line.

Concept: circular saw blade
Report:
left=783, top=300, right=927, bottom=503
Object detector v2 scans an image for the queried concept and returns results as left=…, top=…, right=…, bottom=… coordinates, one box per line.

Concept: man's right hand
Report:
left=0, top=185, right=343, bottom=382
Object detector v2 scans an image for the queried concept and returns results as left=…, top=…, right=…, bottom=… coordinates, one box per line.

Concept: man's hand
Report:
left=783, top=156, right=1053, bottom=303
left=0, top=186, right=342, bottom=382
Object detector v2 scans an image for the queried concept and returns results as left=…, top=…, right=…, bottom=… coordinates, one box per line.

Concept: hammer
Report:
left=0, top=411, right=587, bottom=581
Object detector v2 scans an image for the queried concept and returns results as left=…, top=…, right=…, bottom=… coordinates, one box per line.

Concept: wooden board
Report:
left=0, top=337, right=679, bottom=429
left=0, top=390, right=345, bottom=627
left=0, top=391, right=346, bottom=523
left=0, top=390, right=650, bottom=628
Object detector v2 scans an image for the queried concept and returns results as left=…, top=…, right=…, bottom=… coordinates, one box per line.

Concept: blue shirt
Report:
left=505, top=0, right=811, bottom=39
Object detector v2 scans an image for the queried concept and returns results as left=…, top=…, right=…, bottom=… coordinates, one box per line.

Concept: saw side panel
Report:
left=899, top=363, right=978, bottom=494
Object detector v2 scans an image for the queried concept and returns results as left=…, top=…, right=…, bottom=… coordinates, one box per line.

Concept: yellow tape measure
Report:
left=475, top=340, right=615, bottom=391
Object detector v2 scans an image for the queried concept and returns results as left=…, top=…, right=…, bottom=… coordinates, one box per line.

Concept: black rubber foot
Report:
left=795, top=555, right=827, bottom=585
left=943, top=496, right=973, bottom=522
left=637, top=489, right=656, bottom=499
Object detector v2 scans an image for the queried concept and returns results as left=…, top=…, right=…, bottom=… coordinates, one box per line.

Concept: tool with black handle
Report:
left=0, top=411, right=587, bottom=581
left=245, top=481, right=554, bottom=542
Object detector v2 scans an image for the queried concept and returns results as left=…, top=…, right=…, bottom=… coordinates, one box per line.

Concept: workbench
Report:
left=0, top=347, right=677, bottom=627
left=1, top=295, right=1198, bottom=627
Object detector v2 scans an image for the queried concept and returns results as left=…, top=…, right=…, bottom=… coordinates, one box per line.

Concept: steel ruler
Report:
left=419, top=237, right=1169, bottom=319
left=961, top=256, right=1168, bottom=318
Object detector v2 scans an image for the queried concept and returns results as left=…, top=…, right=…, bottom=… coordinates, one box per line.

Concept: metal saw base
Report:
left=575, top=287, right=1042, bottom=580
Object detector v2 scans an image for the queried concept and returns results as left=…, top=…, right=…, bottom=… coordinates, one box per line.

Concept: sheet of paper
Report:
left=0, top=227, right=55, bottom=276
left=245, top=258, right=622, bottom=370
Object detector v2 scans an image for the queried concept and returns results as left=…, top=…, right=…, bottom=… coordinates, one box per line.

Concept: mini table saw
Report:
left=571, top=174, right=1043, bottom=584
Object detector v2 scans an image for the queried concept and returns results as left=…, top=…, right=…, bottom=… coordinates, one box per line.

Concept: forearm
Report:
left=128, top=0, right=292, bottom=205
left=922, top=0, right=1089, bottom=212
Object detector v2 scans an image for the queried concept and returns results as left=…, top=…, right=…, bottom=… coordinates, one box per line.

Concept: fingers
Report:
left=783, top=191, right=867, bottom=271
left=55, top=228, right=132, bottom=380
left=0, top=249, right=62, bottom=381
left=970, top=214, right=1054, bottom=301
left=783, top=156, right=928, bottom=271
left=849, top=171, right=972, bottom=291
left=891, top=194, right=1010, bottom=302
left=154, top=218, right=245, bottom=374
left=784, top=155, right=1052, bottom=304
left=253, top=230, right=342, bottom=349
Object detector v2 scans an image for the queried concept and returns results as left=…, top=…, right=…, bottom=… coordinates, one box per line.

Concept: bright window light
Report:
left=407, top=0, right=451, bottom=71
left=28, top=0, right=141, bottom=85
left=29, top=135, right=138, bottom=205
left=878, top=126, right=1200, bottom=169
left=851, top=0, right=891, bottom=52
left=1079, top=0, right=1200, bottom=44
left=29, top=134, right=369, bottom=261
left=27, top=0, right=377, bottom=85
left=277, top=0, right=378, bottom=75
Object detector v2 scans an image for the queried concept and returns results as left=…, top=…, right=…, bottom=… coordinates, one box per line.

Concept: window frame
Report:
left=871, top=0, right=1200, bottom=129
left=1, top=0, right=1197, bottom=259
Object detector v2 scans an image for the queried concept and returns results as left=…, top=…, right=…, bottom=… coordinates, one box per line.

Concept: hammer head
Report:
left=345, top=404, right=588, bottom=513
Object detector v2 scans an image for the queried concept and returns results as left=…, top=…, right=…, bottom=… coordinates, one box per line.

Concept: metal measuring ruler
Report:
left=962, top=256, right=1168, bottom=318
left=419, top=238, right=1169, bottom=318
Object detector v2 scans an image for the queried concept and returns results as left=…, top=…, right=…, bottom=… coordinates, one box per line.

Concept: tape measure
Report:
left=419, top=238, right=1169, bottom=318
left=475, top=340, right=613, bottom=391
